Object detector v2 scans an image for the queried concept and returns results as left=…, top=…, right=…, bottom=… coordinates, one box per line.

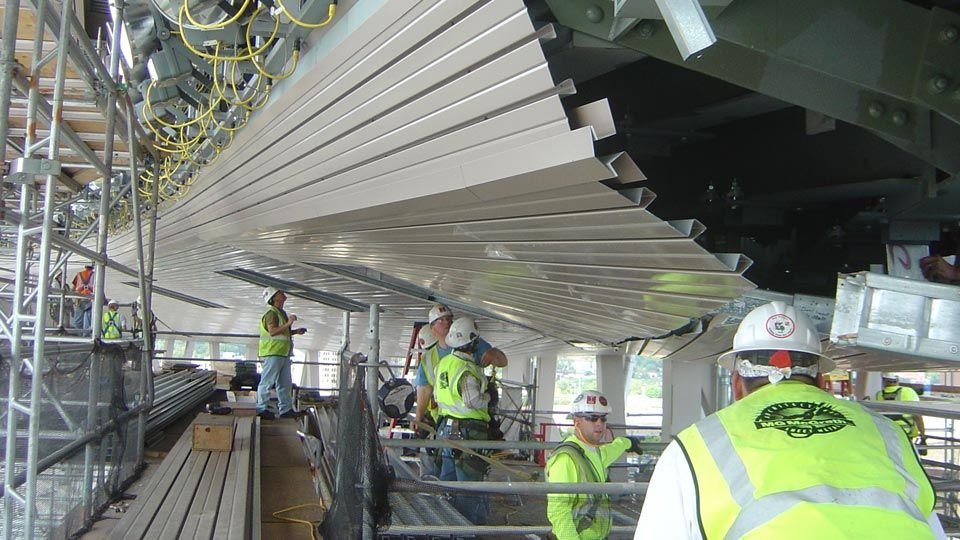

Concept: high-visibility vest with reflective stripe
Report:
left=434, top=351, right=490, bottom=422
left=876, top=386, right=920, bottom=438
left=676, top=382, right=936, bottom=540
left=421, top=346, right=441, bottom=421
left=258, top=305, right=291, bottom=357
left=546, top=436, right=617, bottom=539
left=102, top=311, right=121, bottom=339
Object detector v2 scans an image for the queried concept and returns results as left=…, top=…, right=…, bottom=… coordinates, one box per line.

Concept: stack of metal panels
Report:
left=145, top=369, right=217, bottom=436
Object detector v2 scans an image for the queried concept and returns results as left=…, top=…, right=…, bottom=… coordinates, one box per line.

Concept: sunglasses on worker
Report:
left=579, top=414, right=607, bottom=423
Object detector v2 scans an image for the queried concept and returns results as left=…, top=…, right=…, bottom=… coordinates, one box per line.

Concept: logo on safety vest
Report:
left=754, top=401, right=854, bottom=438
left=438, top=371, right=449, bottom=390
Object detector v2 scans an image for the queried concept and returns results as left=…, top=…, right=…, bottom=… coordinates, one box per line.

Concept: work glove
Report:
left=626, top=436, right=644, bottom=455
left=918, top=436, right=928, bottom=456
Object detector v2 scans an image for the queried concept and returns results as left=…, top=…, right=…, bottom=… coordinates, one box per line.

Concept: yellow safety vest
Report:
left=102, top=311, right=122, bottom=339
left=676, top=382, right=935, bottom=540
left=421, top=346, right=441, bottom=421
left=434, top=351, right=490, bottom=422
left=546, top=435, right=631, bottom=540
left=258, top=305, right=291, bottom=357
left=876, top=386, right=920, bottom=438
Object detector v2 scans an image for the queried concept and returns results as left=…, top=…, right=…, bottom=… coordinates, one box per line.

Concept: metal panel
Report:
left=831, top=272, right=960, bottom=366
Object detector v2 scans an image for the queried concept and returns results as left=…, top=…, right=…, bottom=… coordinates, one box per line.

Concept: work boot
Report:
left=279, top=410, right=302, bottom=419
left=257, top=410, right=275, bottom=420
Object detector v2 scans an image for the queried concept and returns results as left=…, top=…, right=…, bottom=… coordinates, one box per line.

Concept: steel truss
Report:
left=0, top=0, right=160, bottom=536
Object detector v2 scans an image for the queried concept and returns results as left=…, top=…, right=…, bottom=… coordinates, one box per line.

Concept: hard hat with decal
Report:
left=107, top=298, right=119, bottom=307
left=569, top=390, right=612, bottom=418
left=416, top=325, right=438, bottom=350
left=446, top=317, right=479, bottom=349
left=718, top=301, right=835, bottom=373
left=428, top=303, right=453, bottom=324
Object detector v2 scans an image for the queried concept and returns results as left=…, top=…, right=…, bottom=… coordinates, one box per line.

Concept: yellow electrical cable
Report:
left=182, top=0, right=251, bottom=30
left=272, top=503, right=325, bottom=540
left=145, top=80, right=213, bottom=130
left=276, top=0, right=335, bottom=29
left=244, top=19, right=299, bottom=80
left=177, top=5, right=278, bottom=62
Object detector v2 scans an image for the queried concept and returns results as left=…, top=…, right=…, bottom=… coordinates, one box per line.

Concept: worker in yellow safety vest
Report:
left=434, top=317, right=494, bottom=524
left=546, top=390, right=644, bottom=540
left=876, top=373, right=926, bottom=444
left=101, top=299, right=126, bottom=339
left=257, top=287, right=307, bottom=421
left=411, top=324, right=442, bottom=477
left=636, top=301, right=944, bottom=539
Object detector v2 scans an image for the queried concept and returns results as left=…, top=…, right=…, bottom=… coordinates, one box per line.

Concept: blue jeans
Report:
left=438, top=422, right=489, bottom=525
left=257, top=355, right=293, bottom=414
left=72, top=299, right=91, bottom=333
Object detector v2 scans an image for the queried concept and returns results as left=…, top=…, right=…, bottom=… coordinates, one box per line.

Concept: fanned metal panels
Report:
left=105, top=0, right=755, bottom=357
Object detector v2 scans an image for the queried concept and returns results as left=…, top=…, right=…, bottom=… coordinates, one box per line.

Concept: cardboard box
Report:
left=193, top=421, right=234, bottom=451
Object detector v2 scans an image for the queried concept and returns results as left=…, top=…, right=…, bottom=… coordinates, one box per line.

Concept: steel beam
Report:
left=548, top=0, right=960, bottom=173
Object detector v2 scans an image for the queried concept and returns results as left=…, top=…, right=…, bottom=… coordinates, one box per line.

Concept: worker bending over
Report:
left=435, top=317, right=495, bottom=524
left=637, top=301, right=943, bottom=539
left=547, top=390, right=644, bottom=540
left=877, top=373, right=926, bottom=447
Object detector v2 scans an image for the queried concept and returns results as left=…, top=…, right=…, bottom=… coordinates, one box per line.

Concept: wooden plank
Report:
left=108, top=432, right=194, bottom=540
left=154, top=451, right=212, bottom=540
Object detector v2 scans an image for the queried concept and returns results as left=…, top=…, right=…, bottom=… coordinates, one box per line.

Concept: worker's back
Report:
left=677, top=381, right=936, bottom=539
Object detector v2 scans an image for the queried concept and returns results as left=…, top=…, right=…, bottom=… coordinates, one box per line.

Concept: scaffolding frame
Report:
left=0, top=0, right=161, bottom=536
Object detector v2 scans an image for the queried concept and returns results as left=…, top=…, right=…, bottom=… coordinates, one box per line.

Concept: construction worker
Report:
left=636, top=301, right=943, bottom=539
left=547, top=390, right=644, bottom=540
left=412, top=324, right=442, bottom=477
left=411, top=303, right=508, bottom=432
left=101, top=299, right=127, bottom=339
left=434, top=317, right=493, bottom=524
left=877, top=373, right=926, bottom=445
left=257, top=287, right=307, bottom=420
left=71, top=263, right=95, bottom=333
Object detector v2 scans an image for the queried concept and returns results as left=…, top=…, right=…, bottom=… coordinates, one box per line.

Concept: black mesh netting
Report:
left=321, top=352, right=392, bottom=539
left=0, top=342, right=142, bottom=538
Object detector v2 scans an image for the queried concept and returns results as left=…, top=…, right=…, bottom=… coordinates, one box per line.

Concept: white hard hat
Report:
left=428, top=303, right=453, bottom=324
left=107, top=298, right=119, bottom=306
left=718, top=301, right=834, bottom=372
left=262, top=286, right=281, bottom=305
left=881, top=372, right=899, bottom=381
left=569, top=390, right=612, bottom=418
left=446, top=317, right=479, bottom=349
left=416, top=325, right=438, bottom=350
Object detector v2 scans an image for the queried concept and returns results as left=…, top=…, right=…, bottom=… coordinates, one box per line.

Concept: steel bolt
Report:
left=638, top=22, right=655, bottom=38
left=929, top=74, right=950, bottom=94
left=951, top=345, right=959, bottom=354
left=585, top=5, right=604, bottom=24
left=891, top=109, right=908, bottom=127
left=882, top=337, right=893, bottom=346
left=940, top=25, right=959, bottom=44
left=867, top=101, right=885, bottom=118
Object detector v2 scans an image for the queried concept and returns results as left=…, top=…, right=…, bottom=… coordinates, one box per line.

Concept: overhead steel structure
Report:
left=0, top=0, right=160, bottom=536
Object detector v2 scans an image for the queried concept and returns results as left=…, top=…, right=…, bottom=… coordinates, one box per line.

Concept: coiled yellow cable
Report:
left=276, top=1, right=336, bottom=29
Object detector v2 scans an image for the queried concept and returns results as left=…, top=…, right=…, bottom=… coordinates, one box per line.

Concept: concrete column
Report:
left=662, top=358, right=716, bottom=437
left=503, top=354, right=530, bottom=384
left=300, top=349, right=321, bottom=387
left=855, top=370, right=883, bottom=400
left=596, top=350, right=628, bottom=427
left=534, top=351, right=558, bottom=441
